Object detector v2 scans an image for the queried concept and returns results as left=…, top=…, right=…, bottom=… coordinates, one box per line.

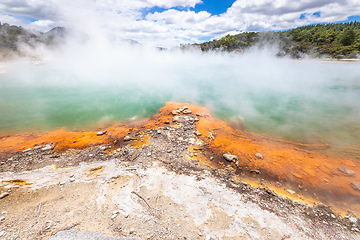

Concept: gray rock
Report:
left=49, top=229, right=141, bottom=240
left=351, top=182, right=360, bottom=192
left=223, top=153, right=239, bottom=166
left=287, top=189, right=296, bottom=194
left=0, top=192, right=9, bottom=199
left=254, top=153, right=264, bottom=159
left=22, top=148, right=32, bottom=153
left=194, top=131, right=202, bottom=136
left=41, top=143, right=55, bottom=151
left=172, top=116, right=181, bottom=122
left=123, top=136, right=132, bottom=141
left=97, top=130, right=107, bottom=136
left=170, top=110, right=180, bottom=115
left=338, top=167, right=356, bottom=176
left=99, top=145, right=107, bottom=151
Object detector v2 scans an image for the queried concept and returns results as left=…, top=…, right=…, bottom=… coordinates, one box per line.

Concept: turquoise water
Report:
left=1, top=52, right=360, bottom=150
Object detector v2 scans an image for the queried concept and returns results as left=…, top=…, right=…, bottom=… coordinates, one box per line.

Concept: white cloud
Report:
left=0, top=0, right=360, bottom=47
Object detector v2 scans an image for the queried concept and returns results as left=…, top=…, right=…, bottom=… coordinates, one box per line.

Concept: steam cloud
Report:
left=0, top=8, right=360, bottom=149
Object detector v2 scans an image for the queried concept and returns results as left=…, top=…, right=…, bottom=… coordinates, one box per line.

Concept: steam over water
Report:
left=1, top=42, right=360, bottom=153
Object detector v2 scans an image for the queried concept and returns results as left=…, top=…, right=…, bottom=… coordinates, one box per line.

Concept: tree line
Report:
left=190, top=21, right=360, bottom=59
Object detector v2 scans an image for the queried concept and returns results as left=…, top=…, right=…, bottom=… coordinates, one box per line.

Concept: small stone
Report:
left=338, top=167, right=356, bottom=176
left=69, top=176, right=75, bottom=182
left=194, top=131, right=202, bottom=136
left=59, top=181, right=66, bottom=186
left=251, top=169, right=260, bottom=174
left=170, top=110, right=180, bottom=115
left=210, top=156, right=214, bottom=160
left=349, top=216, right=357, bottom=223
left=351, top=182, right=360, bottom=192
left=194, top=117, right=200, bottom=122
left=147, top=152, right=152, bottom=157
left=111, top=214, right=117, bottom=220
left=196, top=113, right=202, bottom=116
left=167, top=150, right=172, bottom=153
left=0, top=192, right=9, bottom=199
left=157, top=130, right=162, bottom=134
left=287, top=189, right=296, bottom=194
left=254, top=153, right=264, bottom=159
left=99, top=145, right=107, bottom=151
left=331, top=214, right=336, bottom=219
left=73, top=140, right=77, bottom=143
left=129, top=228, right=135, bottom=234
left=0, top=231, right=5, bottom=237
left=223, top=153, right=239, bottom=166
left=183, top=110, right=192, bottom=114
left=0, top=216, right=5, bottom=221
left=165, top=120, right=170, bottom=124
left=198, top=231, right=202, bottom=236
left=172, top=116, right=181, bottom=122
left=96, top=130, right=107, bottom=136
left=41, top=143, right=55, bottom=151
left=124, top=136, right=132, bottom=141
left=22, top=148, right=32, bottom=153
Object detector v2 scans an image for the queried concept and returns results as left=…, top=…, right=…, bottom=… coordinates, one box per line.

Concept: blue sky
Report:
left=1, top=0, right=360, bottom=47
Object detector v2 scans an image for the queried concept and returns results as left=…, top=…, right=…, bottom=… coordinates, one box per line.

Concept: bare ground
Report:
left=0, top=114, right=359, bottom=240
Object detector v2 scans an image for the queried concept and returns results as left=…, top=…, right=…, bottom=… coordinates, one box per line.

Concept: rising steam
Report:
left=0, top=5, right=360, bottom=150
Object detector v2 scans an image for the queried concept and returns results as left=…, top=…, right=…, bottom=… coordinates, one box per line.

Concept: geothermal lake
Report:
left=1, top=48, right=360, bottom=156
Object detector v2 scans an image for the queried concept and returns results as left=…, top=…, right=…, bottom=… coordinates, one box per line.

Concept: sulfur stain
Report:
left=0, top=101, right=360, bottom=216
left=89, top=166, right=104, bottom=175
left=2, top=179, right=32, bottom=186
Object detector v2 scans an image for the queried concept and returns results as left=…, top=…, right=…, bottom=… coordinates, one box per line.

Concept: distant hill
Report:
left=0, top=22, right=66, bottom=59
left=188, top=22, right=360, bottom=59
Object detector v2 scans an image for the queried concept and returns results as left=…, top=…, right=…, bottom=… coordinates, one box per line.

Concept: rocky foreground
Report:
left=0, top=103, right=359, bottom=240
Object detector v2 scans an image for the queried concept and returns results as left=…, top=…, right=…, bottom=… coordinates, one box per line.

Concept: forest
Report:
left=191, top=22, right=360, bottom=59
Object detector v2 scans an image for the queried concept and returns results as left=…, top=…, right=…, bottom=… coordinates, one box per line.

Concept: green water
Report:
left=1, top=56, right=360, bottom=151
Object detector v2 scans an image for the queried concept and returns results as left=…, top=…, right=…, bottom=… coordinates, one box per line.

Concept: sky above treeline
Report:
left=0, top=0, right=360, bottom=47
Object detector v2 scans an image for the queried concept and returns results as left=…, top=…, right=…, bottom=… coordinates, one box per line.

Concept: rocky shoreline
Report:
left=0, top=103, right=359, bottom=239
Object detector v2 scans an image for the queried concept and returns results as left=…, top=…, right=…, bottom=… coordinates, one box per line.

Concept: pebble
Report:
left=157, top=130, right=162, bottom=134
left=172, top=116, right=181, bottom=122
left=223, top=153, right=239, bottom=166
left=124, top=136, right=132, bottom=141
left=194, top=131, right=202, bottom=136
left=147, top=152, right=152, bottom=157
left=287, top=189, right=296, bottom=194
left=0, top=231, right=5, bottom=237
left=170, top=110, right=180, bottom=115
left=351, top=182, right=360, bottom=192
left=338, top=167, right=356, bottom=176
left=99, top=145, right=107, bottom=151
left=254, top=153, right=264, bottom=159
left=129, top=228, right=135, bottom=234
left=41, top=143, right=55, bottom=151
left=0, top=216, right=5, bottom=221
left=183, top=110, right=192, bottom=114
left=0, top=192, right=9, bottom=199
left=96, top=130, right=107, bottom=136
